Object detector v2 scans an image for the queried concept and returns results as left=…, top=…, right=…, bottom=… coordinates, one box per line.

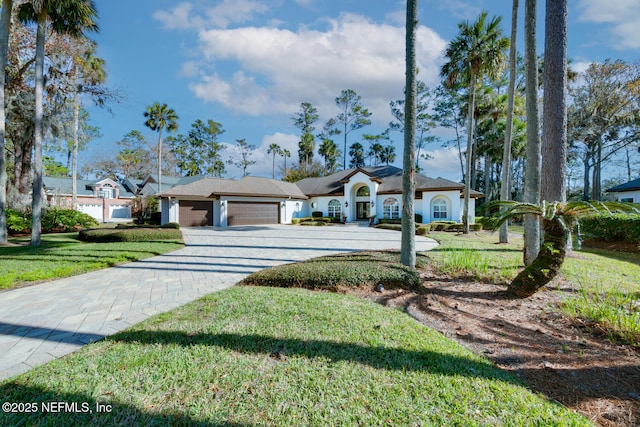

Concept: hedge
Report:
left=78, top=228, right=182, bottom=243
left=579, top=214, right=640, bottom=244
left=7, top=207, right=99, bottom=234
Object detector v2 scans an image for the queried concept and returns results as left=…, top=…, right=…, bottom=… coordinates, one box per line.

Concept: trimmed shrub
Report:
left=291, top=218, right=301, bottom=224
left=79, top=228, right=182, bottom=243
left=160, top=222, right=180, bottom=229
left=378, top=218, right=402, bottom=225
left=299, top=221, right=327, bottom=226
left=429, top=221, right=455, bottom=231
left=579, top=214, right=640, bottom=244
left=470, top=223, right=483, bottom=232
left=417, top=225, right=431, bottom=235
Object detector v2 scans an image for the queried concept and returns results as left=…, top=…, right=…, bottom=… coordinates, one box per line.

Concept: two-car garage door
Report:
left=227, top=202, right=280, bottom=226
left=178, top=200, right=280, bottom=226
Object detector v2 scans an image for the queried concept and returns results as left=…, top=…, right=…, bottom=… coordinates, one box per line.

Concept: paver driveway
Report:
left=0, top=224, right=437, bottom=381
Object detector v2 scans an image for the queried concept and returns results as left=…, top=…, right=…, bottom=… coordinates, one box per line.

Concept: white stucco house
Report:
left=158, top=166, right=482, bottom=227
left=606, top=177, right=640, bottom=203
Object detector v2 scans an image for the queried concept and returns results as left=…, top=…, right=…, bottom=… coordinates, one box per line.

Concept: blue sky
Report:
left=82, top=0, right=640, bottom=181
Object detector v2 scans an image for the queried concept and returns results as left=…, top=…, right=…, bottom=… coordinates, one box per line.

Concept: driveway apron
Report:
left=0, top=225, right=437, bottom=381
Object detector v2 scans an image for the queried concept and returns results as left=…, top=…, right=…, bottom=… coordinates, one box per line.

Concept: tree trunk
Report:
left=157, top=129, right=163, bottom=195
left=523, top=0, right=541, bottom=264
left=540, top=0, right=568, bottom=204
left=0, top=0, right=12, bottom=243
left=508, top=216, right=568, bottom=297
left=31, top=11, right=46, bottom=246
left=72, top=82, right=80, bottom=210
left=499, top=0, right=519, bottom=244
left=401, top=0, right=417, bottom=268
left=582, top=155, right=591, bottom=200
left=463, top=71, right=477, bottom=235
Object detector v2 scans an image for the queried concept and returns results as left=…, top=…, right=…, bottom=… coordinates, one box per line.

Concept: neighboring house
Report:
left=160, top=176, right=308, bottom=226
left=606, top=177, right=640, bottom=203
left=159, top=166, right=482, bottom=227
left=137, top=174, right=208, bottom=197
left=44, top=177, right=136, bottom=222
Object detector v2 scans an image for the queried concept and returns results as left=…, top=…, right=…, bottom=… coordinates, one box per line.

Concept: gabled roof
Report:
left=43, top=176, right=136, bottom=198
left=295, top=166, right=483, bottom=197
left=606, top=177, right=640, bottom=192
left=140, top=174, right=208, bottom=195
left=160, top=176, right=308, bottom=200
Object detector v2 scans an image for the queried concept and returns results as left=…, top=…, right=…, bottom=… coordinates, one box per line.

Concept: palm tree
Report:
left=401, top=0, right=418, bottom=268
left=282, top=149, right=291, bottom=176
left=381, top=144, right=396, bottom=166
left=499, top=0, right=519, bottom=244
left=318, top=139, right=339, bottom=173
left=267, top=143, right=282, bottom=179
left=523, top=0, right=542, bottom=264
left=348, top=142, right=365, bottom=168
left=441, top=11, right=509, bottom=234
left=144, top=102, right=179, bottom=194
left=0, top=0, right=13, bottom=244
left=18, top=0, right=98, bottom=246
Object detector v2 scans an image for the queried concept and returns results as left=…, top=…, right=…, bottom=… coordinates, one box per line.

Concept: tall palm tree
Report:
left=318, top=139, right=339, bottom=173
left=144, top=102, right=179, bottom=194
left=401, top=0, right=418, bottom=268
left=499, top=0, right=519, bottom=244
left=282, top=148, right=291, bottom=176
left=267, top=143, right=282, bottom=179
left=441, top=11, right=509, bottom=234
left=0, top=0, right=13, bottom=244
left=523, top=0, right=541, bottom=265
left=18, top=0, right=98, bottom=246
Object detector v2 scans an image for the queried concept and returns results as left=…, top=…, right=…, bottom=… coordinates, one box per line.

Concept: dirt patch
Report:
left=344, top=270, right=640, bottom=427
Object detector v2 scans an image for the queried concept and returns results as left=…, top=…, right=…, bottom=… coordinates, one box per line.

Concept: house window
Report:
left=383, top=197, right=399, bottom=219
left=620, top=197, right=634, bottom=203
left=328, top=199, right=342, bottom=218
left=432, top=198, right=448, bottom=219
left=356, top=186, right=370, bottom=197
left=99, top=186, right=114, bottom=199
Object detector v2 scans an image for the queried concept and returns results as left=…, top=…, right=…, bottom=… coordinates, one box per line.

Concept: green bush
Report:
left=299, top=221, right=327, bottom=226
left=378, top=218, right=401, bottom=225
left=470, top=223, right=483, bottom=232
left=160, top=222, right=180, bottom=229
left=6, top=209, right=31, bottom=233
left=417, top=225, right=431, bottom=235
left=291, top=218, right=301, bottom=224
left=579, top=213, right=640, bottom=244
left=429, top=221, right=456, bottom=231
left=78, top=228, right=182, bottom=243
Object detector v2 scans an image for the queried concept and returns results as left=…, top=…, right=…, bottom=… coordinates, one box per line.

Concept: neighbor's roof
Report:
left=160, top=176, right=308, bottom=200
left=43, top=177, right=136, bottom=198
left=295, top=166, right=483, bottom=197
left=606, top=177, right=640, bottom=192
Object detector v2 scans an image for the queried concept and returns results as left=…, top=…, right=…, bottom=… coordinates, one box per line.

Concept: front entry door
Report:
left=356, top=202, right=370, bottom=220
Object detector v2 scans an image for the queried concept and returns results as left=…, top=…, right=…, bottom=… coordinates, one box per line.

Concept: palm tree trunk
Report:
left=157, top=129, right=163, bottom=195
left=500, top=0, right=519, bottom=244
left=400, top=0, right=417, bottom=268
left=31, top=10, right=46, bottom=246
left=507, top=217, right=567, bottom=297
left=72, top=78, right=80, bottom=210
left=462, top=71, right=476, bottom=235
left=0, top=0, right=12, bottom=244
left=523, top=0, right=541, bottom=264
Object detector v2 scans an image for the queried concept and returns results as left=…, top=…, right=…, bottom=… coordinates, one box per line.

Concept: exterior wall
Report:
left=343, top=172, right=379, bottom=221
left=49, top=195, right=133, bottom=222
left=418, top=191, right=461, bottom=223
left=615, top=190, right=640, bottom=203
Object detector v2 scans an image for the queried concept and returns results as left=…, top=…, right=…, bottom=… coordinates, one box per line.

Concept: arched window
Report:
left=356, top=186, right=370, bottom=197
left=328, top=199, right=341, bottom=218
left=383, top=197, right=399, bottom=219
left=432, top=197, right=448, bottom=219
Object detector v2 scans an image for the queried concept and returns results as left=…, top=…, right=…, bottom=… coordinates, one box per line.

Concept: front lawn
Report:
left=0, top=232, right=184, bottom=289
left=0, top=287, right=589, bottom=426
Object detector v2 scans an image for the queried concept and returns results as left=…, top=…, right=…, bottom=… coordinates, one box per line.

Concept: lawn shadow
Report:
left=109, top=330, right=519, bottom=385
left=0, top=383, right=254, bottom=426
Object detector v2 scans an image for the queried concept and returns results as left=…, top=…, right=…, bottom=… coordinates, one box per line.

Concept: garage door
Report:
left=227, top=202, right=279, bottom=226
left=179, top=201, right=212, bottom=226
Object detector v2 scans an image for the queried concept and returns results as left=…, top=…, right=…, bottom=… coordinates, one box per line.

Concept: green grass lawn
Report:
left=0, top=232, right=184, bottom=289
left=0, top=286, right=589, bottom=426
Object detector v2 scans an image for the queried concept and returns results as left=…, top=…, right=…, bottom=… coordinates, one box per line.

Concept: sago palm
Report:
left=487, top=200, right=639, bottom=298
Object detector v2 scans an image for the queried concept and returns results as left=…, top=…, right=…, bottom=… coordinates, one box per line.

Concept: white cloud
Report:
left=576, top=0, right=640, bottom=50
left=420, top=147, right=463, bottom=182
left=154, top=0, right=270, bottom=31
left=153, top=2, right=195, bottom=30
left=187, top=13, right=447, bottom=123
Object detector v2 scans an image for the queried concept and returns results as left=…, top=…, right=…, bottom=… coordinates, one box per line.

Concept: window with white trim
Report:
left=432, top=198, right=448, bottom=219
left=383, top=197, right=399, bottom=219
left=99, top=186, right=114, bottom=199
left=328, top=199, right=342, bottom=218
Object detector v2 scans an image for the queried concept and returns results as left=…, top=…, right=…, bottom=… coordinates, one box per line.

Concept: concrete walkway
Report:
left=0, top=225, right=437, bottom=381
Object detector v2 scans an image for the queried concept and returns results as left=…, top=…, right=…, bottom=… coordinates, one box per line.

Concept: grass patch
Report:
left=426, top=230, right=640, bottom=348
left=240, top=250, right=429, bottom=290
left=0, top=287, right=589, bottom=426
left=0, top=232, right=184, bottom=289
